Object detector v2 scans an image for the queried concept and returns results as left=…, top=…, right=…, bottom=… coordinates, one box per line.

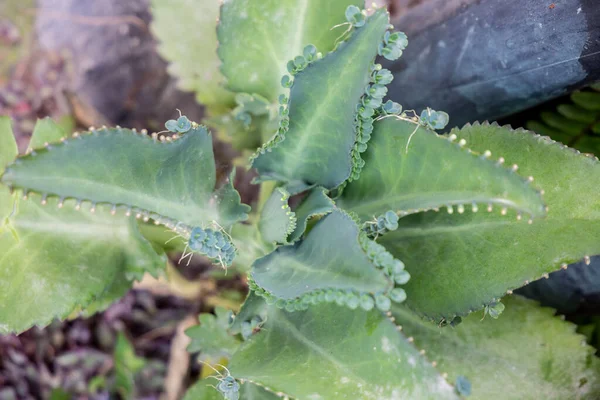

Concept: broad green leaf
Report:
left=186, top=307, right=241, bottom=361
left=228, top=302, right=459, bottom=399
left=251, top=210, right=394, bottom=303
left=252, top=9, right=391, bottom=192
left=288, top=186, right=334, bottom=242
left=339, top=118, right=546, bottom=220
left=151, top=0, right=234, bottom=111
left=184, top=378, right=280, bottom=400
left=258, top=187, right=296, bottom=244
left=1, top=125, right=250, bottom=229
left=392, top=296, right=600, bottom=400
left=380, top=122, right=600, bottom=320
left=0, top=195, right=165, bottom=334
left=0, top=121, right=165, bottom=334
left=217, top=0, right=362, bottom=102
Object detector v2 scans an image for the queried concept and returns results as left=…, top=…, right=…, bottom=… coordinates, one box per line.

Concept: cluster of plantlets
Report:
left=0, top=1, right=599, bottom=399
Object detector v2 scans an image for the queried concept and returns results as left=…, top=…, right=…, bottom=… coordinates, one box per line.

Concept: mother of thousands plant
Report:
left=0, top=1, right=599, bottom=399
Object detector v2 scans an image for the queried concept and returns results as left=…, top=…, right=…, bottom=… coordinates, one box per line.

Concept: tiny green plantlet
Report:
left=0, top=1, right=599, bottom=399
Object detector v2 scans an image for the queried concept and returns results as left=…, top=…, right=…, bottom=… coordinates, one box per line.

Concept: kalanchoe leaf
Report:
left=151, top=0, right=235, bottom=111
left=0, top=118, right=165, bottom=334
left=228, top=302, right=458, bottom=399
left=252, top=8, right=391, bottom=193
left=250, top=209, right=408, bottom=310
left=392, top=296, right=600, bottom=399
left=218, top=0, right=364, bottom=102
left=345, top=5, right=366, bottom=27
left=382, top=99, right=402, bottom=114
left=455, top=376, right=472, bottom=397
left=258, top=187, right=296, bottom=244
left=281, top=75, right=293, bottom=88
left=287, top=186, right=335, bottom=242
left=176, top=115, right=192, bottom=132
left=483, top=301, right=505, bottom=320
left=302, top=44, right=318, bottom=62
left=1, top=123, right=250, bottom=231
left=374, top=68, right=394, bottom=85
left=229, top=291, right=269, bottom=338
left=164, top=119, right=179, bottom=132
left=378, top=121, right=600, bottom=321
left=420, top=108, right=450, bottom=130
left=339, top=118, right=546, bottom=222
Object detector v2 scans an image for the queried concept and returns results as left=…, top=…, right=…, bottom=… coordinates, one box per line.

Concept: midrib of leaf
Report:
left=13, top=218, right=130, bottom=240
left=388, top=219, right=513, bottom=238
left=346, top=192, right=528, bottom=217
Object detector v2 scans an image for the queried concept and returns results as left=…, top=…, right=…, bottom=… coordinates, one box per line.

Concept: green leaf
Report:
left=229, top=291, right=269, bottom=336
left=251, top=9, right=391, bottom=192
left=540, top=111, right=587, bottom=135
left=114, top=332, right=147, bottom=398
left=0, top=195, right=165, bottom=334
left=150, top=0, right=234, bottom=112
left=392, top=296, right=600, bottom=400
left=258, top=187, right=296, bottom=244
left=184, top=378, right=280, bottom=400
left=288, top=186, right=334, bottom=242
left=28, top=117, right=68, bottom=150
left=228, top=302, right=459, bottom=399
left=0, top=121, right=165, bottom=334
left=572, top=91, right=600, bottom=111
left=217, top=0, right=363, bottom=102
left=251, top=210, right=402, bottom=310
left=229, top=222, right=273, bottom=272
left=1, top=125, right=250, bottom=230
left=339, top=118, right=546, bottom=220
left=380, top=122, right=600, bottom=320
left=0, top=117, right=17, bottom=174
left=186, top=307, right=241, bottom=361
left=557, top=104, right=598, bottom=124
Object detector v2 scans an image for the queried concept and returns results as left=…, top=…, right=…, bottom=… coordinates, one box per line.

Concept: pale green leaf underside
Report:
left=392, top=296, right=600, bottom=400
left=0, top=120, right=165, bottom=334
left=151, top=0, right=234, bottom=111
left=229, top=302, right=459, bottom=399
left=183, top=378, right=280, bottom=400
left=381, top=122, right=600, bottom=320
left=217, top=0, right=363, bottom=102
left=288, top=186, right=334, bottom=242
left=258, top=187, right=296, bottom=244
left=186, top=307, right=241, bottom=360
left=251, top=210, right=391, bottom=299
left=339, top=118, right=546, bottom=220
left=1, top=126, right=249, bottom=229
left=252, top=9, right=390, bottom=191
